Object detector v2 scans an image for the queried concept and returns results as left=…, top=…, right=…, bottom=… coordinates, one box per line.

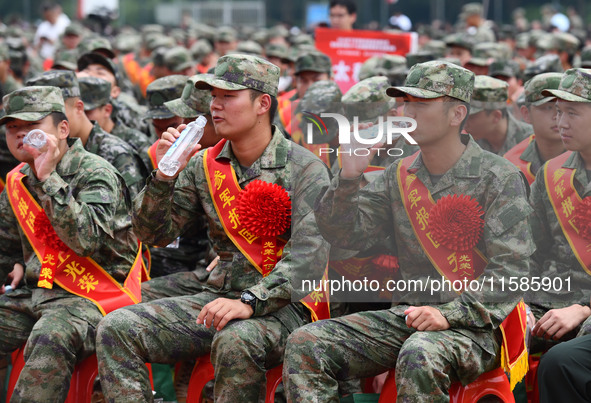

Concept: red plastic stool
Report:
left=378, top=366, right=515, bottom=403
left=7, top=345, right=154, bottom=402
left=526, top=355, right=540, bottom=403
left=186, top=355, right=283, bottom=403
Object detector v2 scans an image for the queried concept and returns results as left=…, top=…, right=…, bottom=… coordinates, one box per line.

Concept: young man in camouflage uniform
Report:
left=144, top=75, right=187, bottom=141
left=26, top=69, right=148, bottom=198
left=529, top=67, right=591, bottom=402
left=464, top=75, right=533, bottom=155
left=283, top=61, right=534, bottom=402
left=95, top=54, right=330, bottom=402
left=77, top=75, right=153, bottom=175
left=0, top=86, right=140, bottom=402
left=505, top=72, right=565, bottom=184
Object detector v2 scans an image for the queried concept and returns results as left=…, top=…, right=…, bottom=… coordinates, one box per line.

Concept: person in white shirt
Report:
left=34, top=2, right=71, bottom=60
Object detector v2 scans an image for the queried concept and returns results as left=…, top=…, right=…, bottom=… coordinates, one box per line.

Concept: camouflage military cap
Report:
left=164, top=74, right=213, bottom=118
left=0, top=86, right=66, bottom=125
left=358, top=56, right=381, bottom=81
left=580, top=45, right=591, bottom=68
left=489, top=59, right=520, bottom=78
left=551, top=32, right=580, bottom=55
left=164, top=46, right=194, bottom=73
left=78, top=76, right=111, bottom=110
left=147, top=35, right=176, bottom=52
left=0, top=42, right=8, bottom=62
left=515, top=33, right=529, bottom=50
left=462, top=2, right=483, bottom=16
left=421, top=40, right=446, bottom=58
left=470, top=75, right=508, bottom=114
left=52, top=48, right=78, bottom=71
left=152, top=47, right=168, bottom=68
left=386, top=60, right=474, bottom=103
left=269, top=25, right=289, bottom=39
left=141, top=25, right=164, bottom=35
left=191, top=39, right=213, bottom=62
left=170, top=28, right=185, bottom=45
left=295, top=51, right=332, bottom=75
left=523, top=54, right=563, bottom=82
left=379, top=54, right=407, bottom=74
left=343, top=76, right=396, bottom=122
left=290, top=34, right=315, bottom=47
left=5, top=26, right=23, bottom=39
left=64, top=22, right=85, bottom=37
left=295, top=80, right=343, bottom=143
left=26, top=70, right=81, bottom=98
left=114, top=34, right=141, bottom=54
left=145, top=75, right=187, bottom=119
left=444, top=33, right=474, bottom=52
left=215, top=27, right=237, bottom=43
left=524, top=72, right=562, bottom=106
left=77, top=35, right=115, bottom=59
left=236, top=40, right=263, bottom=56
left=194, top=54, right=280, bottom=97
left=542, top=68, right=591, bottom=103
left=406, top=51, right=436, bottom=69
left=77, top=52, right=119, bottom=85
left=265, top=43, right=289, bottom=61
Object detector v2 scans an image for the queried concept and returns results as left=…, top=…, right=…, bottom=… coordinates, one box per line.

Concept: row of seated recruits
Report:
left=1, top=53, right=590, bottom=402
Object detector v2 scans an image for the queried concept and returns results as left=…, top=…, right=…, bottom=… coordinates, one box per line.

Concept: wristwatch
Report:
left=240, top=291, right=257, bottom=312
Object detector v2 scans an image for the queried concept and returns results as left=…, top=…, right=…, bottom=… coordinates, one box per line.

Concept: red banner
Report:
left=315, top=27, right=418, bottom=93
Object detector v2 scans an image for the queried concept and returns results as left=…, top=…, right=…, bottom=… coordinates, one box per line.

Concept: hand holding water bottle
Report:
left=22, top=129, right=61, bottom=181
left=156, top=116, right=206, bottom=180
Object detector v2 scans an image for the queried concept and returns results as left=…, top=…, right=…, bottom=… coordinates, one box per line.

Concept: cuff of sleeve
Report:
left=146, top=171, right=176, bottom=195
left=246, top=284, right=270, bottom=317
left=333, top=170, right=363, bottom=191
left=38, top=171, right=67, bottom=197
left=435, top=300, right=464, bottom=328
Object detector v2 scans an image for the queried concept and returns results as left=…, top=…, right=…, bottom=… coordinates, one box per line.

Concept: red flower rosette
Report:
left=429, top=194, right=484, bottom=280
left=34, top=213, right=67, bottom=251
left=576, top=197, right=591, bottom=241
left=236, top=180, right=291, bottom=276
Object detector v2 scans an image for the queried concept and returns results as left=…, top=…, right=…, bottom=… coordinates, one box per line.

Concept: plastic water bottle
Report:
left=23, top=129, right=48, bottom=152
left=158, top=116, right=207, bottom=176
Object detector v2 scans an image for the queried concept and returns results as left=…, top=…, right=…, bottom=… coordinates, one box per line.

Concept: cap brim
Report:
left=77, top=53, right=117, bottom=81
left=469, top=105, right=484, bottom=115
left=194, top=75, right=249, bottom=92
left=52, top=61, right=77, bottom=71
left=144, top=106, right=176, bottom=120
left=542, top=89, right=591, bottom=103
left=170, top=61, right=194, bottom=73
left=163, top=99, right=202, bottom=118
left=386, top=86, right=443, bottom=99
left=83, top=101, right=105, bottom=111
left=530, top=96, right=556, bottom=106
left=0, top=111, right=50, bottom=126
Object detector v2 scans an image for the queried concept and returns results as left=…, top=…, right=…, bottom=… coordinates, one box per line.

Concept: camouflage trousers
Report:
left=96, top=290, right=311, bottom=403
left=0, top=289, right=103, bottom=403
left=141, top=269, right=206, bottom=303
left=283, top=308, right=500, bottom=403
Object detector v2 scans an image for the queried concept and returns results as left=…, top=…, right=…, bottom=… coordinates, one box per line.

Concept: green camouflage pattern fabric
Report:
left=405, top=51, right=435, bottom=69
left=146, top=35, right=176, bottom=53
left=467, top=42, right=503, bottom=67
left=96, top=127, right=330, bottom=401
left=489, top=59, right=520, bottom=78
left=470, top=75, right=509, bottom=114
left=112, top=96, right=150, bottom=136
left=543, top=68, right=591, bottom=103
left=507, top=136, right=546, bottom=178
left=580, top=45, right=591, bottom=68
left=77, top=35, right=116, bottom=59
left=195, top=54, right=280, bottom=97
left=191, top=39, right=213, bottom=62
left=111, top=118, right=153, bottom=175
left=0, top=74, right=22, bottom=98
left=0, top=41, right=8, bottom=62
left=235, top=40, right=263, bottom=56
left=215, top=26, right=237, bottom=43
left=386, top=60, right=475, bottom=103
left=549, top=32, right=580, bottom=55
left=296, top=80, right=343, bottom=144
left=444, top=32, right=475, bottom=52
left=26, top=70, right=81, bottom=99
left=0, top=138, right=137, bottom=401
left=524, top=72, right=562, bottom=106
left=529, top=152, right=591, bottom=317
left=78, top=76, right=111, bottom=110
left=422, top=40, right=446, bottom=58
left=164, top=46, right=194, bottom=73
left=285, top=134, right=534, bottom=402
left=265, top=43, right=289, bottom=60
left=291, top=34, right=315, bottom=48
left=343, top=76, right=395, bottom=123
left=78, top=52, right=120, bottom=84
left=0, top=86, right=65, bottom=125
left=164, top=74, right=212, bottom=118
left=52, top=48, right=79, bottom=71
left=145, top=75, right=187, bottom=120
left=294, top=50, right=332, bottom=75
left=475, top=112, right=533, bottom=155
left=84, top=121, right=148, bottom=198
left=358, top=56, right=382, bottom=81
left=64, top=21, right=85, bottom=37
left=523, top=54, right=563, bottom=82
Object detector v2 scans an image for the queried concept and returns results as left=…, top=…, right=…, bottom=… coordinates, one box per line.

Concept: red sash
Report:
left=0, top=176, right=4, bottom=193
left=6, top=164, right=144, bottom=315
left=147, top=140, right=159, bottom=170
left=203, top=140, right=330, bottom=321
left=504, top=134, right=536, bottom=185
left=397, top=153, right=528, bottom=389
left=544, top=151, right=591, bottom=274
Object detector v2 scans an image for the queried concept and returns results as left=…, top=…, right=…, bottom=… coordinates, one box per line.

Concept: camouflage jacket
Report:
left=476, top=112, right=533, bottom=155
left=85, top=121, right=147, bottom=198
left=133, top=126, right=330, bottom=317
left=0, top=138, right=137, bottom=302
left=316, top=134, right=534, bottom=355
left=111, top=118, right=153, bottom=175
left=514, top=136, right=546, bottom=178
left=529, top=151, right=591, bottom=310
left=112, top=96, right=150, bottom=135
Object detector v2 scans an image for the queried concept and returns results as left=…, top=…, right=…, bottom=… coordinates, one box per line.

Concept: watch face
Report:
left=242, top=292, right=254, bottom=302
